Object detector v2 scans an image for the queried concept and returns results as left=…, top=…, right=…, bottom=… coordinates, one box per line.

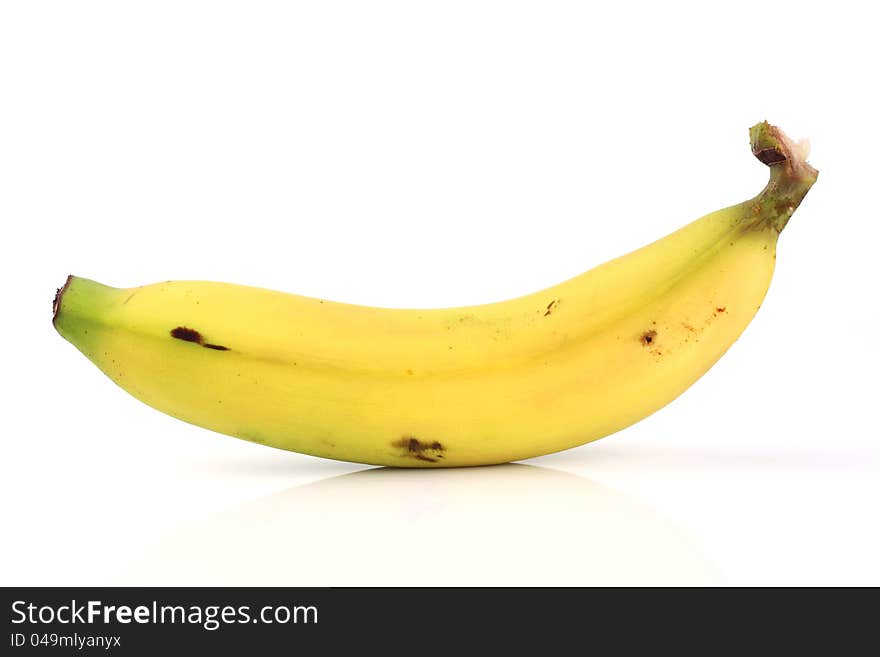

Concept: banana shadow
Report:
left=116, top=463, right=724, bottom=586
left=536, top=442, right=876, bottom=473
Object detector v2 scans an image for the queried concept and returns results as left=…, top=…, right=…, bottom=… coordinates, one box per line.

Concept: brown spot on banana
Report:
left=170, top=326, right=230, bottom=351
left=170, top=326, right=202, bottom=343
left=393, top=437, right=445, bottom=462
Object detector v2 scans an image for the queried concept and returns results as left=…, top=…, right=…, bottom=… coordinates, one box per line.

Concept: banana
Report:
left=53, top=122, right=817, bottom=467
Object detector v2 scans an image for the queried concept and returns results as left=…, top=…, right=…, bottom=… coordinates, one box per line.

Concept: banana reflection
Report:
left=119, top=464, right=723, bottom=585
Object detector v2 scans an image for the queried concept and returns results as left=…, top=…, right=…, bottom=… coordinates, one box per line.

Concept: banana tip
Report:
left=53, top=275, right=73, bottom=325
left=750, top=121, right=818, bottom=181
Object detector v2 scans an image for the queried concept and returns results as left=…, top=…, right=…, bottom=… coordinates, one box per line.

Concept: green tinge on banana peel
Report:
left=53, top=122, right=817, bottom=467
left=749, top=121, right=818, bottom=233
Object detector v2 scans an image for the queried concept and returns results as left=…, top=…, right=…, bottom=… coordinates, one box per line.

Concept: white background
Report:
left=1, top=1, right=878, bottom=586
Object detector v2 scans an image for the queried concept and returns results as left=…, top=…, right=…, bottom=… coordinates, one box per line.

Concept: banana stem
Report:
left=749, top=121, right=819, bottom=233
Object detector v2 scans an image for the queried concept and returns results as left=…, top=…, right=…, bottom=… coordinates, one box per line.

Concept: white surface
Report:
left=1, top=1, right=878, bottom=586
